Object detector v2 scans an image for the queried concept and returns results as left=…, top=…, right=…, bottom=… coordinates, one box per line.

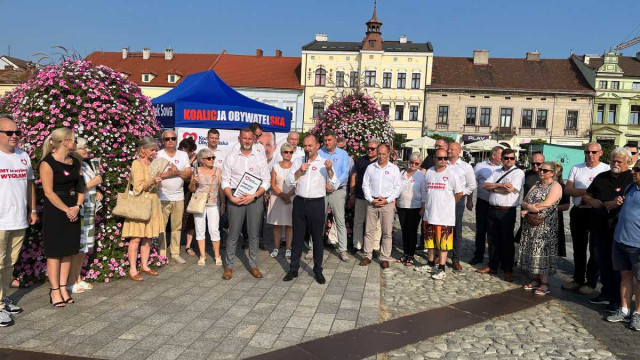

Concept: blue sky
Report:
left=3, top=0, right=640, bottom=62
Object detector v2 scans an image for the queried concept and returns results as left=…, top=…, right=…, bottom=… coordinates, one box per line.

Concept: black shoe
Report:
left=283, top=271, right=298, bottom=282
left=588, top=294, right=610, bottom=305
left=259, top=243, right=267, bottom=251
left=372, top=250, right=379, bottom=259
left=468, top=256, right=483, bottom=265
left=605, top=302, right=620, bottom=314
left=314, top=273, right=326, bottom=284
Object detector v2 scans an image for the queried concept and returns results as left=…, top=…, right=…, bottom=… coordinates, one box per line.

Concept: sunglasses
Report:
left=584, top=150, right=599, bottom=154
left=631, top=152, right=638, bottom=155
left=202, top=156, right=215, bottom=161
left=435, top=156, right=448, bottom=161
left=532, top=162, right=542, bottom=167
left=410, top=161, right=421, bottom=165
left=282, top=151, right=294, bottom=154
left=367, top=147, right=377, bottom=151
left=163, top=137, right=177, bottom=141
left=502, top=157, right=516, bottom=160
left=632, top=167, right=640, bottom=173
left=0, top=130, right=21, bottom=137
left=539, top=168, right=553, bottom=174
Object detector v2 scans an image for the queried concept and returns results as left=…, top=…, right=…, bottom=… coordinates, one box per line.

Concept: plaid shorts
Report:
left=423, top=221, right=454, bottom=251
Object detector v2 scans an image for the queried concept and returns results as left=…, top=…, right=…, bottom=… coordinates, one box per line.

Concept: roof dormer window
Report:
left=142, top=74, right=152, bottom=83
left=168, top=74, right=180, bottom=84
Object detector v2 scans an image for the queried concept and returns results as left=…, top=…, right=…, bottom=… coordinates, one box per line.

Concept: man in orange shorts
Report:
left=416, top=149, right=464, bottom=280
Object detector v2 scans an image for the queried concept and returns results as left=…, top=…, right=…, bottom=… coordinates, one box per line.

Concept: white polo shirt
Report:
left=362, top=161, right=402, bottom=203
left=0, top=148, right=34, bottom=230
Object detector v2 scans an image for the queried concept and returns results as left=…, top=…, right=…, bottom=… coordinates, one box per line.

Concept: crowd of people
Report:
left=0, top=113, right=639, bottom=333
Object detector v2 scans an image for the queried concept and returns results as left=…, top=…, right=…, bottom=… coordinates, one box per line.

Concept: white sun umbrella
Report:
left=402, top=136, right=437, bottom=149
left=463, top=139, right=505, bottom=152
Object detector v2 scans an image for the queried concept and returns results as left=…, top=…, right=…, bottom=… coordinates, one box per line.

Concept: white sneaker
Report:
left=414, top=264, right=432, bottom=273
left=431, top=269, right=447, bottom=280
left=70, top=283, right=86, bottom=294
left=0, top=309, right=14, bottom=327
left=171, top=255, right=186, bottom=264
left=78, top=281, right=93, bottom=290
left=270, top=249, right=279, bottom=258
left=285, top=250, right=291, bottom=259
left=578, top=285, right=595, bottom=295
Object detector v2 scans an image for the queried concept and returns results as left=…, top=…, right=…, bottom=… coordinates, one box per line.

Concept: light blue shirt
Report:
left=318, top=147, right=350, bottom=187
left=614, top=184, right=640, bottom=248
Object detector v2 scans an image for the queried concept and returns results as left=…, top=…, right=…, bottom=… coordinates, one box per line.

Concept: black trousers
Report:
left=569, top=207, right=599, bottom=287
left=397, top=207, right=421, bottom=258
left=290, top=197, right=325, bottom=275
left=594, top=225, right=621, bottom=303
left=487, top=206, right=517, bottom=273
left=474, top=198, right=492, bottom=259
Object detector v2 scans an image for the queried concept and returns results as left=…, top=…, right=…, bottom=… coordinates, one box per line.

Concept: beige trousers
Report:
left=159, top=200, right=184, bottom=257
left=0, top=229, right=26, bottom=306
left=353, top=198, right=380, bottom=250
left=363, top=202, right=395, bottom=261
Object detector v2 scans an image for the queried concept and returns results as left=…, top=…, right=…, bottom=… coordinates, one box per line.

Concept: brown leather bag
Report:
left=525, top=213, right=545, bottom=227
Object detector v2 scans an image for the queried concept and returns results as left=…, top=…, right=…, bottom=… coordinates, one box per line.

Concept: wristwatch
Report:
left=30, top=209, right=37, bottom=213
left=77, top=204, right=83, bottom=210
left=253, top=195, right=258, bottom=202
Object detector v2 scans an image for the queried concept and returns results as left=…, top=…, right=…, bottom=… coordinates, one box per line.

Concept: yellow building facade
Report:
left=300, top=7, right=433, bottom=140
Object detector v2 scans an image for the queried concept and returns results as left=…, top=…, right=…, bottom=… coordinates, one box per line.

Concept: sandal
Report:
left=396, top=255, right=407, bottom=264
left=404, top=257, right=414, bottom=267
left=49, top=288, right=66, bottom=308
left=59, top=285, right=74, bottom=304
left=198, top=257, right=206, bottom=266
left=535, top=283, right=551, bottom=296
left=186, top=248, right=196, bottom=256
left=215, top=257, right=222, bottom=266
left=523, top=279, right=541, bottom=291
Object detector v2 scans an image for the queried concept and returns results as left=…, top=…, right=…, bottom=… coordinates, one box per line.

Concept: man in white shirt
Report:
left=447, top=142, right=477, bottom=271
left=206, top=129, right=227, bottom=170
left=562, top=142, right=610, bottom=294
left=286, top=131, right=305, bottom=161
left=468, top=146, right=502, bottom=265
left=0, top=116, right=38, bottom=327
left=415, top=149, right=464, bottom=280
left=359, top=144, right=401, bottom=269
left=157, top=130, right=192, bottom=263
left=221, top=128, right=271, bottom=280
left=283, top=135, right=339, bottom=284
left=477, top=149, right=525, bottom=282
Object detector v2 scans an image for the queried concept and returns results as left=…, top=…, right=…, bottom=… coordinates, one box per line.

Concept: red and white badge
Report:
left=249, top=167, right=254, bottom=172
left=442, top=176, right=448, bottom=181
left=333, top=158, right=338, bottom=162
left=245, top=176, right=250, bottom=181
left=21, top=159, right=28, bottom=165
left=174, top=160, right=179, bottom=164
left=615, top=188, right=621, bottom=192
left=589, top=177, right=594, bottom=181
left=410, top=179, right=415, bottom=183
left=312, top=166, right=318, bottom=171
left=63, top=170, right=70, bottom=176
left=385, top=171, right=389, bottom=175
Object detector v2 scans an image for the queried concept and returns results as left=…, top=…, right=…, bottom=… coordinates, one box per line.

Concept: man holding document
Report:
left=221, top=128, right=271, bottom=280
left=283, top=134, right=339, bottom=284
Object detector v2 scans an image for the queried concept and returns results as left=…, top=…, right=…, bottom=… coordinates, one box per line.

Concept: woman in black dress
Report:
left=40, top=127, right=85, bottom=307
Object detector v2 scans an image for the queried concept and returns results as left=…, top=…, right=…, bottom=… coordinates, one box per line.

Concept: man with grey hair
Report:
left=0, top=115, right=38, bottom=326
left=583, top=147, right=633, bottom=312
left=468, top=145, right=502, bottom=265
left=349, top=138, right=382, bottom=254
left=157, top=130, right=193, bottom=263
left=563, top=142, right=609, bottom=295
left=286, top=131, right=305, bottom=161
left=606, top=159, right=640, bottom=328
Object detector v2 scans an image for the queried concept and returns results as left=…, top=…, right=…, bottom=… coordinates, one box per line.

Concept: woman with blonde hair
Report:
left=121, top=137, right=164, bottom=281
left=67, top=137, right=103, bottom=293
left=40, top=127, right=85, bottom=307
left=188, top=148, right=224, bottom=265
left=518, top=161, right=563, bottom=296
left=267, top=142, right=296, bottom=259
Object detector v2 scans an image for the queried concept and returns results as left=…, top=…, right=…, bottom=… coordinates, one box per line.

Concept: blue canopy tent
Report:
left=152, top=70, right=291, bottom=133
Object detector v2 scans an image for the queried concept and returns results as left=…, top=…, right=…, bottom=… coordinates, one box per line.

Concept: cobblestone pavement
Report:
left=381, top=206, right=638, bottom=360
left=1, top=246, right=380, bottom=360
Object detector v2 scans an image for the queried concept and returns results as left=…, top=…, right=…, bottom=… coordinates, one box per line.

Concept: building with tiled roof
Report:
left=424, top=50, right=595, bottom=148
left=0, top=55, right=35, bottom=96
left=86, top=48, right=304, bottom=129
left=571, top=51, right=640, bottom=147
left=300, top=4, right=433, bottom=139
